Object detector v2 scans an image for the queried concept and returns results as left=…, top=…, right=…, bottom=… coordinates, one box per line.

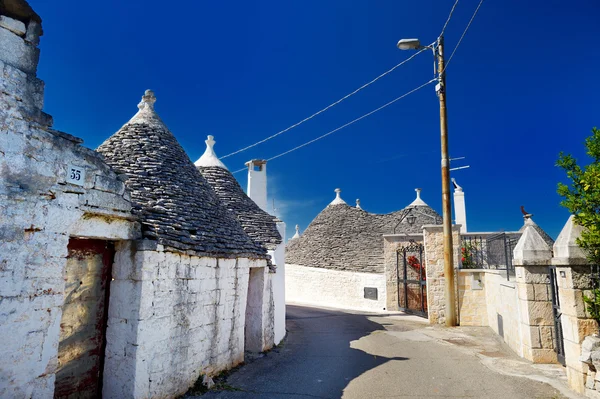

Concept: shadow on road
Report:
left=196, top=304, right=410, bottom=398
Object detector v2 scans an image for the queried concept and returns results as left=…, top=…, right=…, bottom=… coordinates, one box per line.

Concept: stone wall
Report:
left=457, top=269, right=488, bottom=326
left=0, top=12, right=138, bottom=395
left=514, top=265, right=556, bottom=363
left=103, top=242, right=271, bottom=399
left=458, top=270, right=523, bottom=355
left=285, top=264, right=387, bottom=312
left=423, top=225, right=461, bottom=324
left=556, top=265, right=598, bottom=394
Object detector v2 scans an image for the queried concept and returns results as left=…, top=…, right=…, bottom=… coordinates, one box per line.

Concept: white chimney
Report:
left=245, top=159, right=268, bottom=212
left=452, top=178, right=467, bottom=233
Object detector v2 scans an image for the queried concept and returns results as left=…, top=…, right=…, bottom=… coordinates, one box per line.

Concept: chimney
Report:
left=245, top=159, right=268, bottom=212
left=0, top=3, right=47, bottom=125
left=452, top=178, right=467, bottom=233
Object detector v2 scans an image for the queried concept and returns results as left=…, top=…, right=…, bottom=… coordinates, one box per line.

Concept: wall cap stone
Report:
left=553, top=215, right=588, bottom=262
left=513, top=223, right=552, bottom=264
left=422, top=224, right=462, bottom=232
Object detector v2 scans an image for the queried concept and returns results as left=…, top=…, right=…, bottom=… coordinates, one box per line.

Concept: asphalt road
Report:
left=192, top=305, right=568, bottom=399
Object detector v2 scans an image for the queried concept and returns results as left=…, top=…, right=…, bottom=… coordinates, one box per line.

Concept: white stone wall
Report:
left=103, top=244, right=269, bottom=399
left=272, top=221, right=286, bottom=345
left=285, top=264, right=386, bottom=312
left=0, top=17, right=137, bottom=395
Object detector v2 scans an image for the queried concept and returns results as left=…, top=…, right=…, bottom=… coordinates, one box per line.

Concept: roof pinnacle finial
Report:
left=194, top=134, right=228, bottom=170
left=138, top=89, right=156, bottom=111
left=206, top=135, right=216, bottom=149
left=329, top=188, right=346, bottom=206
left=291, top=224, right=301, bottom=240
left=408, top=187, right=428, bottom=207
left=356, top=199, right=362, bottom=209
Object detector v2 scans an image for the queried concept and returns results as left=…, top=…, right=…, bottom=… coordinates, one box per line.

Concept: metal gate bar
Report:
left=548, top=266, right=566, bottom=366
left=396, top=241, right=427, bottom=317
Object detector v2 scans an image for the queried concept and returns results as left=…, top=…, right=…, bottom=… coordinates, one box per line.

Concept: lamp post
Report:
left=397, top=35, right=457, bottom=327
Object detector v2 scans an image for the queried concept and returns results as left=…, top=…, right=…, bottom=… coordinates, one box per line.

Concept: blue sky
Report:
left=32, top=0, right=600, bottom=240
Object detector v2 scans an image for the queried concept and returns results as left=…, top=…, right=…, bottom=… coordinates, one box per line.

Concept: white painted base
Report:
left=285, top=264, right=386, bottom=312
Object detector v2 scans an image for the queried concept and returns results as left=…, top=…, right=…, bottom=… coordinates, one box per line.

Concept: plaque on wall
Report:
left=364, top=287, right=378, bottom=300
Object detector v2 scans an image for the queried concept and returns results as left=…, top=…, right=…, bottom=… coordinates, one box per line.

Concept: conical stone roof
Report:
left=195, top=136, right=282, bottom=251
left=285, top=189, right=441, bottom=273
left=96, top=90, right=267, bottom=258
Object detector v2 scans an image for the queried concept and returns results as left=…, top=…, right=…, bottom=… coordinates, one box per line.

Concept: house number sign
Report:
left=66, top=165, right=86, bottom=186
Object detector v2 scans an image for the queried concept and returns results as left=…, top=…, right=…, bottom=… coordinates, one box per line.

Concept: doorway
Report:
left=54, top=239, right=114, bottom=399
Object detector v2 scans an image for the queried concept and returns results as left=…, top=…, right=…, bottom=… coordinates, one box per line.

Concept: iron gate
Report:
left=396, top=241, right=427, bottom=317
left=548, top=266, right=566, bottom=366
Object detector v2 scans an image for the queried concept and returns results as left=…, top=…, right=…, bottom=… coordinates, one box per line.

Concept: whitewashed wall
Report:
left=285, top=264, right=386, bottom=312
left=272, top=221, right=286, bottom=344
left=0, top=14, right=137, bottom=396
left=103, top=243, right=270, bottom=399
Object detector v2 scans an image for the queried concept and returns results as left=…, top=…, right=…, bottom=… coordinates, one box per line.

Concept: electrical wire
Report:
left=220, top=48, right=428, bottom=160
left=444, top=0, right=485, bottom=70
left=231, top=78, right=437, bottom=174
left=440, top=0, right=460, bottom=37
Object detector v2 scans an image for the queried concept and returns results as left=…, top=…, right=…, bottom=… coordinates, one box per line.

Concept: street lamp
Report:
left=397, top=35, right=457, bottom=327
left=396, top=39, right=421, bottom=50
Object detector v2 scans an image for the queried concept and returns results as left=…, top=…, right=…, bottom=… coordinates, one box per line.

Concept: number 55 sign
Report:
left=66, top=165, right=86, bottom=186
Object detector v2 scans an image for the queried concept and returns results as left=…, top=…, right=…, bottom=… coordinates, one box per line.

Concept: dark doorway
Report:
left=54, top=239, right=114, bottom=399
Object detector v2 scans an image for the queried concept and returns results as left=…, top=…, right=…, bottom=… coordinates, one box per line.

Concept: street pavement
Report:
left=189, top=304, right=579, bottom=399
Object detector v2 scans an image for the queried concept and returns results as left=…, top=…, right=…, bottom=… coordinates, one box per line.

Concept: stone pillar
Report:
left=422, top=225, right=461, bottom=324
left=512, top=222, right=556, bottom=363
left=552, top=216, right=598, bottom=394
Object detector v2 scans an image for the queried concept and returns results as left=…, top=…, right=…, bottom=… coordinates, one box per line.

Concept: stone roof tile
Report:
left=196, top=136, right=282, bottom=251
left=286, top=191, right=441, bottom=273
left=96, top=90, right=267, bottom=258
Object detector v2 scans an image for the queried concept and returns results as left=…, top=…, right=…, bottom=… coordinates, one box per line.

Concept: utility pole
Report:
left=436, top=35, right=457, bottom=327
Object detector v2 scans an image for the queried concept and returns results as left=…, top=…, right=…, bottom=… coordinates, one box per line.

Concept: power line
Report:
left=445, top=0, right=485, bottom=69
left=231, top=78, right=437, bottom=174
left=220, top=48, right=428, bottom=160
left=440, top=0, right=460, bottom=36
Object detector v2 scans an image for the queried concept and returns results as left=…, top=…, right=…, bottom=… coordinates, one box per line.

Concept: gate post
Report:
left=552, top=216, right=598, bottom=394
left=422, top=225, right=461, bottom=325
left=512, top=223, right=555, bottom=363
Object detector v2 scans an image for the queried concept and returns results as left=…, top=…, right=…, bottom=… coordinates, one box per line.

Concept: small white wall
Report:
left=272, top=221, right=286, bottom=345
left=103, top=245, right=267, bottom=399
left=285, top=264, right=386, bottom=312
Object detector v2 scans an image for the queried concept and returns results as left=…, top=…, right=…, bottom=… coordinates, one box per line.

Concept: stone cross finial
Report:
left=138, top=89, right=156, bottom=111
